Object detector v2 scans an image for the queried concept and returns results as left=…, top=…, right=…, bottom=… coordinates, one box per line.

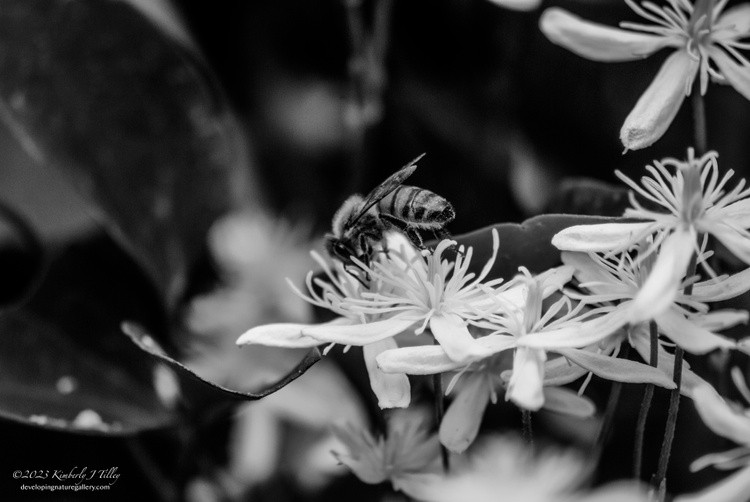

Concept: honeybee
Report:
left=325, top=154, right=455, bottom=268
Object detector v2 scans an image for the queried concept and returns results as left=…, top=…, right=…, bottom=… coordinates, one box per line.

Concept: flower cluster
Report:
left=541, top=0, right=750, bottom=150
left=230, top=2, right=750, bottom=499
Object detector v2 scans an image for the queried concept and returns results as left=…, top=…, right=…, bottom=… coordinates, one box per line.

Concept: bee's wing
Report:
left=349, top=153, right=425, bottom=225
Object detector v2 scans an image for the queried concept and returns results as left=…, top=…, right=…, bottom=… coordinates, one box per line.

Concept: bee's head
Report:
left=325, top=236, right=355, bottom=264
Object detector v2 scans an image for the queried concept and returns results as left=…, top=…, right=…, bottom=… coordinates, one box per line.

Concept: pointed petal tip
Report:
left=620, top=51, right=694, bottom=152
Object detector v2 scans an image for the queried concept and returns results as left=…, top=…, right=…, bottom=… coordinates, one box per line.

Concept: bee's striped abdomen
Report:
left=378, top=185, right=455, bottom=229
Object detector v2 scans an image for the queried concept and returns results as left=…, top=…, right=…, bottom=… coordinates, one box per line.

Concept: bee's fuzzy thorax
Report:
left=331, top=194, right=365, bottom=238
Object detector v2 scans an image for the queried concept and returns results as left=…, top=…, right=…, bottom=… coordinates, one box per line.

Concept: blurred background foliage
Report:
left=0, top=0, right=748, bottom=499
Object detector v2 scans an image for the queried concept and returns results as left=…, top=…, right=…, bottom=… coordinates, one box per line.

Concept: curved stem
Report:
left=633, top=321, right=659, bottom=479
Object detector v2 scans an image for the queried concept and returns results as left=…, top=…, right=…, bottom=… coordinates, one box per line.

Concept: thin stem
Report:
left=521, top=410, right=534, bottom=447
left=433, top=371, right=449, bottom=472
left=691, top=85, right=708, bottom=156
left=653, top=347, right=684, bottom=492
left=653, top=252, right=697, bottom=494
left=633, top=321, right=659, bottom=479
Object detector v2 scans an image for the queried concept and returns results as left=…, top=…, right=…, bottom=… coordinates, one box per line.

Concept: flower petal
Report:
left=539, top=265, right=576, bottom=296
left=302, top=317, right=415, bottom=346
left=629, top=226, right=696, bottom=324
left=486, top=0, right=542, bottom=12
left=692, top=267, right=750, bottom=302
left=363, top=338, right=411, bottom=409
left=377, top=346, right=465, bottom=375
left=719, top=3, right=750, bottom=34
left=540, top=8, right=672, bottom=62
left=556, top=348, right=676, bottom=389
left=710, top=47, right=750, bottom=101
left=518, top=308, right=630, bottom=349
left=629, top=323, right=709, bottom=398
left=543, top=355, right=590, bottom=386
left=552, top=222, right=655, bottom=253
left=237, top=321, right=340, bottom=348
left=541, top=386, right=596, bottom=417
left=692, top=384, right=750, bottom=446
left=693, top=310, right=749, bottom=332
left=655, top=309, right=736, bottom=354
left=393, top=473, right=446, bottom=500
left=620, top=50, right=695, bottom=151
left=331, top=425, right=387, bottom=484
left=712, top=222, right=750, bottom=265
left=506, top=347, right=546, bottom=411
left=676, top=464, right=750, bottom=502
left=562, top=251, right=633, bottom=297
left=430, top=314, right=494, bottom=364
left=717, top=198, right=750, bottom=229
left=377, top=334, right=515, bottom=375
left=439, top=374, right=491, bottom=453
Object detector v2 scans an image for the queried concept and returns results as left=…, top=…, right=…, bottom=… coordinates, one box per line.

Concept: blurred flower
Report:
left=485, top=0, right=542, bottom=12
left=677, top=370, right=750, bottom=501
left=332, top=408, right=442, bottom=498
left=421, top=435, right=649, bottom=502
left=438, top=364, right=596, bottom=453
left=540, top=0, right=750, bottom=150
left=237, top=240, right=413, bottom=408
left=187, top=210, right=368, bottom=492
left=190, top=211, right=313, bottom=340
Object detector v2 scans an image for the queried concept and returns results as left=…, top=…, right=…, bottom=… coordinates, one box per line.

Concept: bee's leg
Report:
left=434, top=228, right=452, bottom=241
left=379, top=214, right=424, bottom=249
left=346, top=267, right=370, bottom=288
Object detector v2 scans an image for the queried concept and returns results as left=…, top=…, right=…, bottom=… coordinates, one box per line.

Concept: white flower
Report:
left=421, top=435, right=649, bottom=502
left=304, top=230, right=511, bottom=364
left=677, top=371, right=750, bottom=502
left=519, top=250, right=742, bottom=354
left=378, top=268, right=672, bottom=421
left=331, top=408, right=442, bottom=499
left=553, top=150, right=750, bottom=319
left=237, top=246, right=413, bottom=409
left=485, top=0, right=542, bottom=12
left=541, top=0, right=750, bottom=150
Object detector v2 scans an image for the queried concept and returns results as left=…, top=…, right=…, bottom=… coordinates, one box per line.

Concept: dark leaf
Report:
left=545, top=178, right=631, bottom=217
left=0, top=233, right=174, bottom=435
left=454, top=214, right=626, bottom=281
left=122, top=322, right=322, bottom=413
left=0, top=0, right=250, bottom=308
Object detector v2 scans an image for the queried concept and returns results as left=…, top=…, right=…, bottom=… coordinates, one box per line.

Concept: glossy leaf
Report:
left=454, top=214, right=624, bottom=281
left=122, top=322, right=322, bottom=412
left=545, top=178, right=631, bottom=216
left=0, top=234, right=173, bottom=435
left=0, top=0, right=250, bottom=308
